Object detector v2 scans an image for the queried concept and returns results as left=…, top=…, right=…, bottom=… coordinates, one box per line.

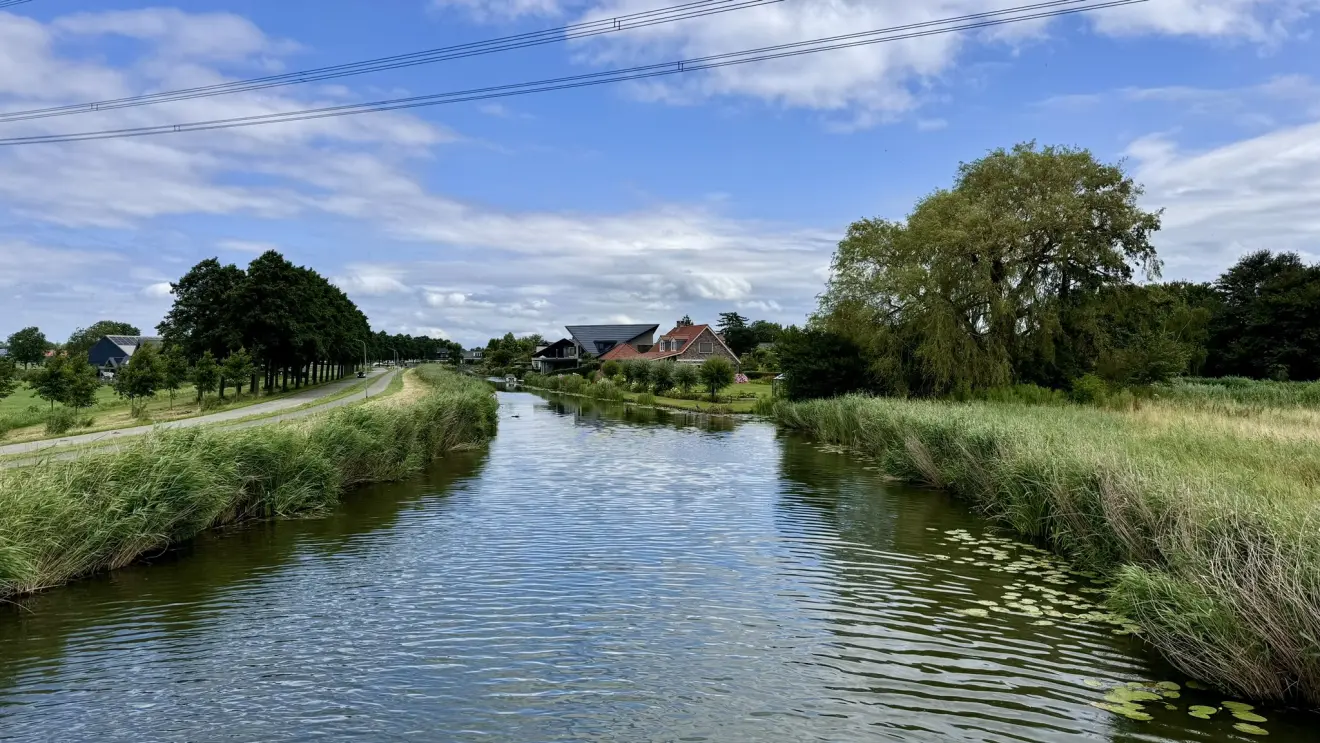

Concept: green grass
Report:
left=521, top=371, right=773, bottom=414
left=0, top=367, right=496, bottom=599
left=770, top=393, right=1320, bottom=705
left=0, top=374, right=366, bottom=445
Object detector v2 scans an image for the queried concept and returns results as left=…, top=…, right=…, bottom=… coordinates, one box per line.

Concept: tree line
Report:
left=775, top=142, right=1320, bottom=401
left=1, top=249, right=463, bottom=423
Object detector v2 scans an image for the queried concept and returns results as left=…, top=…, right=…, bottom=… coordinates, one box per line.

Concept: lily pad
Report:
left=1187, top=705, right=1218, bottom=719
left=1233, top=723, right=1269, bottom=736
left=959, top=608, right=990, bottom=618
left=1083, top=679, right=1106, bottom=689
left=1185, top=680, right=1206, bottom=690
left=1232, top=711, right=1268, bottom=723
left=1155, top=681, right=1180, bottom=691
left=1090, top=702, right=1153, bottom=721
left=1223, top=701, right=1255, bottom=713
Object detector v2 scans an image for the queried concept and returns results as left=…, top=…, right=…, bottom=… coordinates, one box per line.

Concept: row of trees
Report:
left=778, top=142, right=1320, bottom=400
left=2, top=321, right=143, bottom=368
left=600, top=357, right=736, bottom=400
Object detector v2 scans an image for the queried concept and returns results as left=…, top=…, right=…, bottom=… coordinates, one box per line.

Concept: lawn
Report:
left=630, top=380, right=774, bottom=414
left=0, top=376, right=357, bottom=445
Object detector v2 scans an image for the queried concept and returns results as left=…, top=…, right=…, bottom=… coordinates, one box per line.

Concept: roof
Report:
left=532, top=338, right=576, bottom=358
left=599, top=343, right=643, bottom=361
left=565, top=324, right=658, bottom=356
left=104, top=335, right=162, bottom=355
left=635, top=324, right=737, bottom=361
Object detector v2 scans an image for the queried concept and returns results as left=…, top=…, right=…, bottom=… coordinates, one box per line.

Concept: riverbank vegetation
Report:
left=523, top=358, right=773, bottom=414
left=768, top=141, right=1320, bottom=705
left=0, top=366, right=495, bottom=599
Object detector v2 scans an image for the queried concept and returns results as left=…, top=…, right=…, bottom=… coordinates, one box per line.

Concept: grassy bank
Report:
left=0, top=366, right=496, bottom=599
left=521, top=372, right=772, bottom=414
left=770, top=393, right=1320, bottom=705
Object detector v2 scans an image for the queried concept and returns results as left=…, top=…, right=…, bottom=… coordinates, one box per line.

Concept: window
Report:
left=671, top=339, right=683, bottom=350
left=661, top=340, right=670, bottom=351
left=566, top=345, right=577, bottom=357
left=699, top=342, right=713, bottom=354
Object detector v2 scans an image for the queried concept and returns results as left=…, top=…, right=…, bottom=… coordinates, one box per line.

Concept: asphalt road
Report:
left=0, top=368, right=397, bottom=464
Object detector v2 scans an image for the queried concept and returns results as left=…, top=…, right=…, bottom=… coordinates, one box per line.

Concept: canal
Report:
left=0, top=390, right=1309, bottom=741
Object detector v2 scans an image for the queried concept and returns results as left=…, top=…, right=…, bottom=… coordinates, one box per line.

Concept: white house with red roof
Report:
left=600, top=323, right=738, bottom=366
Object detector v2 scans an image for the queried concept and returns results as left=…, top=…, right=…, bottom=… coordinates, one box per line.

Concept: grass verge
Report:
left=0, top=366, right=496, bottom=598
left=770, top=394, right=1320, bottom=705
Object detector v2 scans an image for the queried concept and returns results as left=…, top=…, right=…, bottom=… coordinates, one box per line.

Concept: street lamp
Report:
left=359, top=340, right=369, bottom=399
left=390, top=347, right=398, bottom=368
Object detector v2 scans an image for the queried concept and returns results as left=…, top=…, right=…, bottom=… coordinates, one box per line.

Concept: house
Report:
left=601, top=323, right=738, bottom=366
left=435, top=350, right=451, bottom=362
left=462, top=350, right=484, bottom=365
left=531, top=338, right=580, bottom=373
left=87, top=335, right=162, bottom=372
left=565, top=324, right=659, bottom=358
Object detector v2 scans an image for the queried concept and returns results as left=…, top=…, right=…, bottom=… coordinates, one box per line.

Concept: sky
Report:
left=0, top=0, right=1317, bottom=348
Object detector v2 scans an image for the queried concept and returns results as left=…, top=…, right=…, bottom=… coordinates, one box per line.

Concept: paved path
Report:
left=0, top=369, right=397, bottom=462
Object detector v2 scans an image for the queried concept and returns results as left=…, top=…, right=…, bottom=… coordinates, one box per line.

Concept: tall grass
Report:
left=0, top=367, right=496, bottom=599
left=771, top=394, right=1320, bottom=704
left=1152, top=377, right=1320, bottom=411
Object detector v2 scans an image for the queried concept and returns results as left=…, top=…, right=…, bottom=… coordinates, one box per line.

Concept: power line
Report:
left=0, top=0, right=35, bottom=9
left=0, top=0, right=1147, bottom=146
left=0, top=0, right=786, bottom=124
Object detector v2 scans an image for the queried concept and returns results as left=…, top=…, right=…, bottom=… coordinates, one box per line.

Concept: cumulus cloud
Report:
left=429, top=0, right=563, bottom=21
left=141, top=282, right=174, bottom=298
left=1128, top=119, right=1320, bottom=280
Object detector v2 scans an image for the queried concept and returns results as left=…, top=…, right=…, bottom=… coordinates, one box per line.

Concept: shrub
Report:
left=650, top=362, right=674, bottom=395
left=698, top=357, right=735, bottom=401
left=559, top=374, right=585, bottom=394
left=601, top=360, right=621, bottom=379
left=776, top=326, right=873, bottom=400
left=44, top=407, right=77, bottom=435
left=635, top=393, right=657, bottom=406
left=1070, top=373, right=1109, bottom=405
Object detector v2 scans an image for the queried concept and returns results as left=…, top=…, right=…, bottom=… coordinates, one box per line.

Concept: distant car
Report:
left=356, top=370, right=366, bottom=378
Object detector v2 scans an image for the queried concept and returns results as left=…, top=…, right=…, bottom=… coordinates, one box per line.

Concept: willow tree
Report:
left=820, top=142, right=1163, bottom=395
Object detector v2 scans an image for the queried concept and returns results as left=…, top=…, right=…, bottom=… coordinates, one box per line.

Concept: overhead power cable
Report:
left=0, top=0, right=786, bottom=124
left=0, top=0, right=1146, bottom=146
left=0, top=0, right=35, bottom=10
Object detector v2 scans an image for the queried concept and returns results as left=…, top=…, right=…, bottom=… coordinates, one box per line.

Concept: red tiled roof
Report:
left=600, top=343, right=643, bottom=361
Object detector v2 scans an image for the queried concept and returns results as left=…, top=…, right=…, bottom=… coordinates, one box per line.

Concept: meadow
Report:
left=769, top=378, right=1320, bottom=705
left=0, top=366, right=496, bottom=599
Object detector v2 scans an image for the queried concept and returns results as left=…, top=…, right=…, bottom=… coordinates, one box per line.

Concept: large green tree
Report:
left=6, top=327, right=49, bottom=368
left=157, top=259, right=245, bottom=362
left=0, top=357, right=17, bottom=400
left=114, top=344, right=163, bottom=416
left=161, top=345, right=190, bottom=409
left=28, top=354, right=71, bottom=409
left=820, top=142, right=1163, bottom=395
left=1206, top=251, right=1320, bottom=381
left=698, top=357, right=735, bottom=401
left=66, top=321, right=141, bottom=361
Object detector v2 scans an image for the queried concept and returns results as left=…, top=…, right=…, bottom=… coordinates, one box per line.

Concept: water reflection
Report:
left=0, top=391, right=1310, bottom=742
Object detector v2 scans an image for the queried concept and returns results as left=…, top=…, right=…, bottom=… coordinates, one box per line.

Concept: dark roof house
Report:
left=88, top=335, right=162, bottom=370
left=565, top=324, right=658, bottom=357
left=531, top=338, right=580, bottom=373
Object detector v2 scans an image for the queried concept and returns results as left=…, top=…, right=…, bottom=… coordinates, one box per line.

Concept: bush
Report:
left=559, top=374, right=585, bottom=394
left=586, top=379, right=625, bottom=402
left=650, top=362, right=674, bottom=395
left=1069, top=373, right=1109, bottom=405
left=776, top=326, right=872, bottom=400
left=601, top=360, right=621, bottom=379
left=698, top=357, right=735, bottom=401
left=635, top=392, right=656, bottom=406
left=44, top=407, right=78, bottom=435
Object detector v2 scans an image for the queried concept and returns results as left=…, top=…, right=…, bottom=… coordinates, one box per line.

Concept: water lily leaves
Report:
left=1222, top=701, right=1254, bottom=713
left=1187, top=705, right=1218, bottom=719
left=1155, top=681, right=1180, bottom=692
left=1031, top=619, right=1055, bottom=626
left=1233, top=722, right=1269, bottom=736
left=1105, top=688, right=1162, bottom=704
left=1222, top=703, right=1267, bottom=723
left=1185, top=680, right=1206, bottom=690
left=960, top=608, right=990, bottom=618
left=1083, top=679, right=1106, bottom=689
left=1233, top=711, right=1268, bottom=723
left=1090, top=702, right=1153, bottom=721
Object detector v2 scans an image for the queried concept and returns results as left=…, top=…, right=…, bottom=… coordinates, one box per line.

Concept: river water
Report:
left=0, top=390, right=1310, bottom=742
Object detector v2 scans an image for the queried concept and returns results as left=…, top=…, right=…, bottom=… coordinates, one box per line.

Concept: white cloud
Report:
left=429, top=0, right=562, bottom=21
left=141, top=282, right=174, bottom=298
left=332, top=268, right=412, bottom=295
left=216, top=239, right=280, bottom=254
left=51, top=8, right=301, bottom=62
left=1128, top=119, right=1320, bottom=280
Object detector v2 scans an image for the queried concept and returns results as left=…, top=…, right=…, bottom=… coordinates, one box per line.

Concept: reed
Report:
left=771, top=393, right=1320, bottom=704
left=0, top=366, right=496, bottom=599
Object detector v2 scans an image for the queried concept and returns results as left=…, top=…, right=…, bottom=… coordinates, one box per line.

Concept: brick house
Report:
left=601, top=323, right=738, bottom=366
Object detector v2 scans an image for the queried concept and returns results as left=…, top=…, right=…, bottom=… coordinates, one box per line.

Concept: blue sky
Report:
left=1, top=0, right=1317, bottom=348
